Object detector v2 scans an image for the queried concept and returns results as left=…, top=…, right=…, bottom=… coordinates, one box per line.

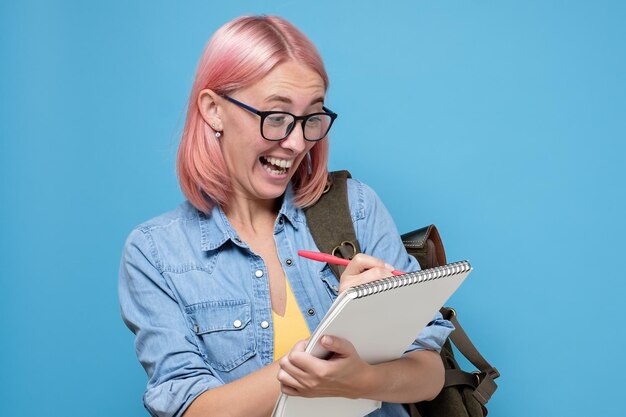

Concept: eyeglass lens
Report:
left=263, top=113, right=333, bottom=141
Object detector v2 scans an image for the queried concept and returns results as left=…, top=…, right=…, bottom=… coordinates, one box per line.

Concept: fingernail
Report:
left=384, top=263, right=394, bottom=270
left=322, top=335, right=333, bottom=345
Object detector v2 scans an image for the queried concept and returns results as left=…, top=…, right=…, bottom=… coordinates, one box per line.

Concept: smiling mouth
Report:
left=260, top=156, right=294, bottom=175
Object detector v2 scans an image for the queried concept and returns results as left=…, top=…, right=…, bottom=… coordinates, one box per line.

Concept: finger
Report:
left=277, top=338, right=309, bottom=370
left=280, top=353, right=314, bottom=381
left=277, top=367, right=304, bottom=391
left=320, top=335, right=357, bottom=357
left=280, top=384, right=302, bottom=396
left=292, top=339, right=308, bottom=352
left=339, top=266, right=394, bottom=291
left=342, top=253, right=389, bottom=276
left=284, top=347, right=334, bottom=380
left=279, top=339, right=324, bottom=379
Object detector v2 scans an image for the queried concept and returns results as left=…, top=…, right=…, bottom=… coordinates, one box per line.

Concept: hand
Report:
left=276, top=336, right=374, bottom=399
left=338, top=253, right=395, bottom=293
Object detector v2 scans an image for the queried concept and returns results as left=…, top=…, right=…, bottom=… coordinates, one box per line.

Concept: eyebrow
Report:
left=265, top=95, right=325, bottom=107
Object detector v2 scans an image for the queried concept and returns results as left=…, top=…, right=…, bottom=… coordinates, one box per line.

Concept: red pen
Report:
left=297, top=250, right=406, bottom=276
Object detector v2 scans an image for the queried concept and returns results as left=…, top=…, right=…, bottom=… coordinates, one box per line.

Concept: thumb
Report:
left=320, top=335, right=356, bottom=357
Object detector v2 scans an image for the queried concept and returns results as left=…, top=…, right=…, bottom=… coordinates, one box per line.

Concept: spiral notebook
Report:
left=271, top=261, right=472, bottom=417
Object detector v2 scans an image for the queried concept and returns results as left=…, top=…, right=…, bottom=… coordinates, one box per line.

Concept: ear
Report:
left=197, top=89, right=224, bottom=132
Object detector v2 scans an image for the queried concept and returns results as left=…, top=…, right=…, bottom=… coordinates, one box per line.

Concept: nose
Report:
left=279, top=120, right=307, bottom=153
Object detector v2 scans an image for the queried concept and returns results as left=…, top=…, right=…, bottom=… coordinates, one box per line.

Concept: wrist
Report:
left=353, top=362, right=380, bottom=400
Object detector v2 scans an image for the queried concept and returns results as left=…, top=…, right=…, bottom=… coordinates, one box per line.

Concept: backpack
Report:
left=304, top=170, right=500, bottom=417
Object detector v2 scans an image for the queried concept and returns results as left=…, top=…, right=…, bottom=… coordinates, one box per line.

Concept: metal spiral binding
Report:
left=352, top=261, right=471, bottom=299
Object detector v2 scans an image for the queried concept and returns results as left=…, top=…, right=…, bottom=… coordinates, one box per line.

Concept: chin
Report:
left=260, top=187, right=289, bottom=201
left=255, top=178, right=293, bottom=201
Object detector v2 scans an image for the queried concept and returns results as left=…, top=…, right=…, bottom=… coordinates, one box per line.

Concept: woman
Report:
left=119, top=15, right=453, bottom=417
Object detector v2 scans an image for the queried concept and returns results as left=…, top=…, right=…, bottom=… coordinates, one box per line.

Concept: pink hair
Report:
left=177, top=15, right=330, bottom=213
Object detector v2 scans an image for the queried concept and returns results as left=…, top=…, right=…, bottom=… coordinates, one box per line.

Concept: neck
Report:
left=223, top=194, right=282, bottom=235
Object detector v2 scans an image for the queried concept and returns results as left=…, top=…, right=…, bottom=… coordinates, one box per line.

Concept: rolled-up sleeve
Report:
left=407, top=311, right=454, bottom=352
left=350, top=179, right=455, bottom=353
left=119, top=228, right=222, bottom=417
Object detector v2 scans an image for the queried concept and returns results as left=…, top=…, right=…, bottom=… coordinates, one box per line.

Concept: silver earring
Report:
left=215, top=131, right=221, bottom=138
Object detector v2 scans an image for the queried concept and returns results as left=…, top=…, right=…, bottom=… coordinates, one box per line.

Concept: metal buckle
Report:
left=472, top=372, right=482, bottom=385
left=331, top=241, right=357, bottom=260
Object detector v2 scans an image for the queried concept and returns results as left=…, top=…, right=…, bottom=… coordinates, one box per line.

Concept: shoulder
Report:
left=126, top=201, right=199, bottom=244
left=344, top=177, right=415, bottom=269
left=132, top=201, right=199, bottom=232
left=345, top=177, right=385, bottom=222
left=122, top=201, right=204, bottom=271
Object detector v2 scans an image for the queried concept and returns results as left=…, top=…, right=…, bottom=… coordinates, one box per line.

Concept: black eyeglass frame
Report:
left=221, top=95, right=338, bottom=142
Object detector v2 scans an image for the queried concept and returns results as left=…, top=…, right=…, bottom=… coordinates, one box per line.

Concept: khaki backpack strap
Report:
left=304, top=170, right=361, bottom=278
left=441, top=307, right=500, bottom=405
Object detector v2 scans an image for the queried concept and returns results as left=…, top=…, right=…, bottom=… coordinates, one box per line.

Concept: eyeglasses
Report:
left=222, top=95, right=337, bottom=142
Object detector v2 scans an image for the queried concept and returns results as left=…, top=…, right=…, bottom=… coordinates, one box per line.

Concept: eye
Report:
left=306, top=115, right=322, bottom=126
left=265, top=113, right=290, bottom=127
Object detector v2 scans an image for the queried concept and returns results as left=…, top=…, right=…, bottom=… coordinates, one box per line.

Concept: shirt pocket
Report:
left=185, top=299, right=256, bottom=372
left=319, top=265, right=340, bottom=300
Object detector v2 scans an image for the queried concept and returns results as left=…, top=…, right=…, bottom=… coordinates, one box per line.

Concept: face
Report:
left=217, top=61, right=326, bottom=206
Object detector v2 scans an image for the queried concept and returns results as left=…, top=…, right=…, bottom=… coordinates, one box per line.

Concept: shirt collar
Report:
left=198, top=183, right=303, bottom=252
left=278, top=182, right=302, bottom=229
left=198, top=203, right=232, bottom=251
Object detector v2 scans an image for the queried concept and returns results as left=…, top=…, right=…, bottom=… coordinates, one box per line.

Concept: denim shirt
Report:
left=119, top=178, right=454, bottom=417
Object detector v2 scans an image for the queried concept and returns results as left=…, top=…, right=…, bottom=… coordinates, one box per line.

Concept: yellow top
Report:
left=272, top=279, right=311, bottom=361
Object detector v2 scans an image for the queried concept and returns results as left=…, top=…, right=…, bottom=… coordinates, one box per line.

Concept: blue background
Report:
left=1, top=1, right=625, bottom=416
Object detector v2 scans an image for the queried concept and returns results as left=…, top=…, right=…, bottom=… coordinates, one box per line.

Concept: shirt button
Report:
left=260, top=320, right=270, bottom=329
left=307, top=308, right=316, bottom=316
left=285, top=259, right=293, bottom=266
left=233, top=320, right=242, bottom=328
left=279, top=217, right=284, bottom=225
left=255, top=269, right=264, bottom=278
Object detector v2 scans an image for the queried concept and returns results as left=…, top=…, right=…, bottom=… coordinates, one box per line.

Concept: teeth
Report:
left=263, top=164, right=286, bottom=175
left=265, top=156, right=293, bottom=169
